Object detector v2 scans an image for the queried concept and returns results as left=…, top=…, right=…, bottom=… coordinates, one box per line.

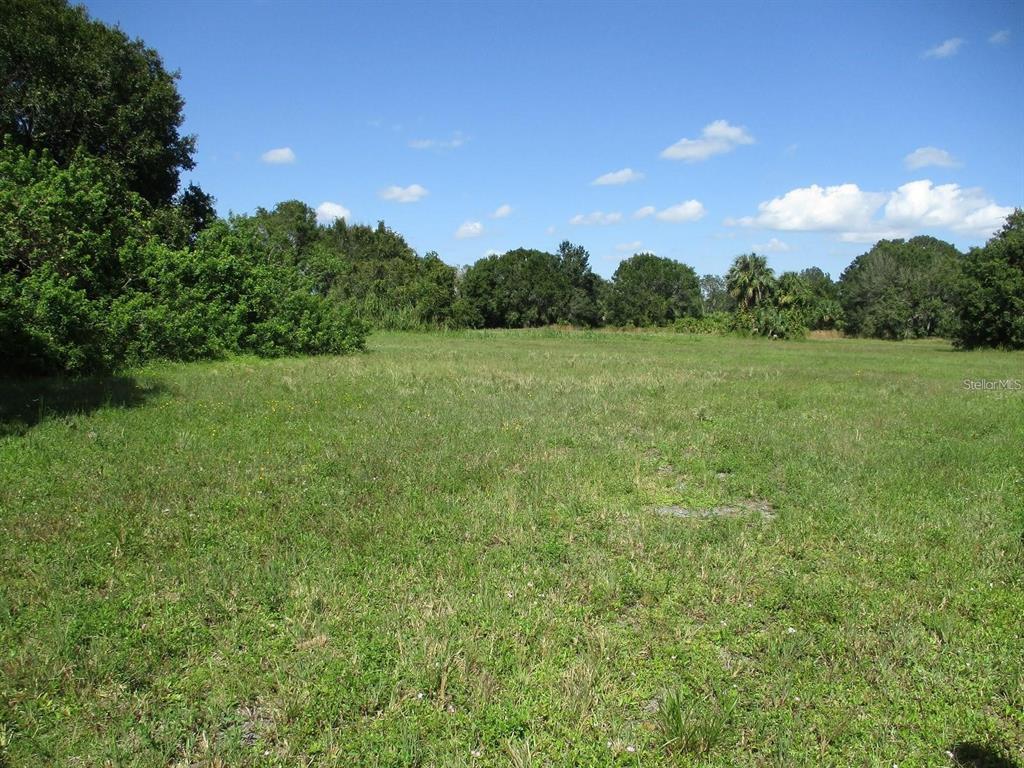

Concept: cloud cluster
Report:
left=731, top=180, right=1012, bottom=241
left=989, top=29, right=1010, bottom=45
left=655, top=200, right=706, bottom=222
left=661, top=120, right=754, bottom=162
left=490, top=203, right=513, bottom=219
left=592, top=168, right=644, bottom=186
left=570, top=211, right=623, bottom=226
left=753, top=237, right=791, bottom=253
left=455, top=220, right=484, bottom=239
left=260, top=147, right=296, bottom=164
left=380, top=184, right=429, bottom=203
left=408, top=131, right=466, bottom=150
left=904, top=147, right=960, bottom=169
left=634, top=201, right=705, bottom=222
left=730, top=183, right=885, bottom=232
left=923, top=38, right=964, bottom=59
left=315, top=201, right=350, bottom=225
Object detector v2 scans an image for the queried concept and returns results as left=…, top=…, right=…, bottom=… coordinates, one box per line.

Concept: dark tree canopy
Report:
left=954, top=209, right=1024, bottom=350
left=0, top=0, right=196, bottom=204
left=839, top=236, right=962, bottom=339
left=461, top=249, right=570, bottom=328
left=605, top=253, right=701, bottom=326
left=557, top=241, right=606, bottom=327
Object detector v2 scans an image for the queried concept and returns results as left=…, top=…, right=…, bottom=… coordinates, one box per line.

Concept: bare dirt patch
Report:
left=653, top=498, right=775, bottom=520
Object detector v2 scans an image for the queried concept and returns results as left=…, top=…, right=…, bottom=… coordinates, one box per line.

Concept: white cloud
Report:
left=260, top=147, right=296, bottom=164
left=633, top=205, right=656, bottom=219
left=592, top=168, right=644, bottom=186
left=989, top=29, right=1010, bottom=45
left=730, top=183, right=886, bottom=232
left=753, top=237, right=791, bottom=253
left=661, top=120, right=754, bottom=162
left=545, top=225, right=557, bottom=235
left=380, top=184, right=429, bottom=203
left=315, top=201, right=351, bottom=225
left=732, top=179, right=1013, bottom=241
left=883, top=180, right=1014, bottom=235
left=655, top=200, right=706, bottom=222
left=923, top=38, right=964, bottom=59
left=838, top=229, right=909, bottom=244
left=455, top=220, right=484, bottom=239
left=904, top=146, right=961, bottom=169
left=616, top=241, right=643, bottom=252
left=485, top=249, right=501, bottom=256
left=491, top=203, right=513, bottom=219
left=409, top=131, right=466, bottom=150
left=570, top=211, right=622, bottom=226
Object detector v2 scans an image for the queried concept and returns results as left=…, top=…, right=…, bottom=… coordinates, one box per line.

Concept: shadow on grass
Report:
left=951, top=743, right=1021, bottom=768
left=0, top=375, right=167, bottom=437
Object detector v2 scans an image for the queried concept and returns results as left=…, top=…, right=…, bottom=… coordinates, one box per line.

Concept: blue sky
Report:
left=85, top=0, right=1022, bottom=278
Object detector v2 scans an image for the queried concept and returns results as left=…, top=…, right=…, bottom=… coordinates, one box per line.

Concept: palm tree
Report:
left=726, top=253, right=776, bottom=311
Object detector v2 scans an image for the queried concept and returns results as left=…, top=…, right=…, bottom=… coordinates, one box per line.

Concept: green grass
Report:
left=1, top=330, right=1022, bottom=767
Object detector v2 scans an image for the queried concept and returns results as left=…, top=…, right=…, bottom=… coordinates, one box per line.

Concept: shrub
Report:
left=673, top=312, right=734, bottom=335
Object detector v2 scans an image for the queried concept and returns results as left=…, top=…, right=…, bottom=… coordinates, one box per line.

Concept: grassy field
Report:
left=1, top=331, right=1022, bottom=767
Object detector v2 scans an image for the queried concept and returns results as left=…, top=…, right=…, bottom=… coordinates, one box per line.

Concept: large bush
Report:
left=0, top=141, right=365, bottom=375
left=116, top=221, right=367, bottom=363
left=0, top=140, right=152, bottom=373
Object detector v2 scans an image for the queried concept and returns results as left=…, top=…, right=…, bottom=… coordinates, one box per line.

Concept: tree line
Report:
left=1, top=0, right=1021, bottom=376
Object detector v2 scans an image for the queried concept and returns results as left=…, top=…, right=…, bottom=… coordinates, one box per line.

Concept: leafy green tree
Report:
left=953, top=210, right=1024, bottom=350
left=839, top=236, right=961, bottom=339
left=699, top=274, right=735, bottom=313
left=461, top=249, right=571, bottom=327
left=151, top=183, right=217, bottom=249
left=0, top=0, right=196, bottom=204
left=557, top=241, right=606, bottom=326
left=605, top=253, right=701, bottom=326
left=726, top=253, right=776, bottom=311
left=311, top=219, right=460, bottom=328
left=795, top=267, right=843, bottom=330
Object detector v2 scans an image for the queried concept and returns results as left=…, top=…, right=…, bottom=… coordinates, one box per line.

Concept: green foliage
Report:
left=748, top=305, right=808, bottom=339
left=774, top=271, right=844, bottom=331
left=673, top=312, right=734, bottom=335
left=459, top=242, right=605, bottom=329
left=0, top=139, right=152, bottom=373
left=120, top=219, right=367, bottom=362
left=953, top=209, right=1024, bottom=350
left=700, top=273, right=735, bottom=313
left=557, top=241, right=607, bottom=327
left=150, top=183, right=218, bottom=250
left=461, top=248, right=568, bottom=327
left=726, top=253, right=776, bottom=311
left=659, top=686, right=738, bottom=758
left=307, top=218, right=462, bottom=329
left=605, top=252, right=701, bottom=326
left=0, top=142, right=365, bottom=375
left=839, top=236, right=962, bottom=339
left=0, top=0, right=195, bottom=204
